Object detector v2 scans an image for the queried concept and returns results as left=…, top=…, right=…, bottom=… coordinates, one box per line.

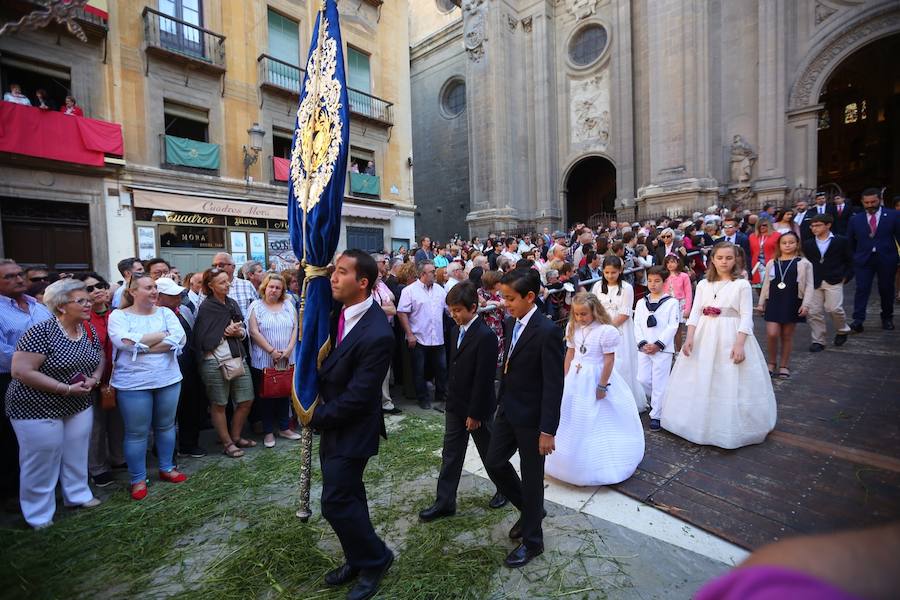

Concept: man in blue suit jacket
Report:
left=720, top=217, right=751, bottom=268
left=846, top=188, right=900, bottom=331
left=311, top=250, right=395, bottom=600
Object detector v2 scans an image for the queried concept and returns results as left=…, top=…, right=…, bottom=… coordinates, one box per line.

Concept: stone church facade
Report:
left=410, top=0, right=900, bottom=239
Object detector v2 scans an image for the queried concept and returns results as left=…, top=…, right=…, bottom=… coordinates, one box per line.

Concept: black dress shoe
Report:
left=347, top=551, right=393, bottom=600
left=382, top=407, right=402, bottom=415
left=834, top=333, right=848, bottom=346
left=508, top=509, right=548, bottom=539
left=883, top=320, right=895, bottom=331
left=488, top=491, right=508, bottom=509
left=809, top=343, right=825, bottom=353
left=504, top=543, right=543, bottom=568
left=418, top=504, right=455, bottom=522
left=849, top=321, right=864, bottom=333
left=324, top=563, right=359, bottom=586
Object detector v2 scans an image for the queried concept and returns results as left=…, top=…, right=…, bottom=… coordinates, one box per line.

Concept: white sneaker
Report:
left=278, top=429, right=302, bottom=441
left=264, top=433, right=276, bottom=448
left=81, top=497, right=102, bottom=508
left=33, top=521, right=54, bottom=530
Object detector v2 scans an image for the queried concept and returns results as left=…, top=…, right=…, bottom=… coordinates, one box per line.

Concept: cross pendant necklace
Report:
left=575, top=363, right=582, bottom=374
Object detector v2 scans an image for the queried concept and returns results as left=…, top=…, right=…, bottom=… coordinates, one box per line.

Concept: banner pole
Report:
left=295, top=426, right=314, bottom=521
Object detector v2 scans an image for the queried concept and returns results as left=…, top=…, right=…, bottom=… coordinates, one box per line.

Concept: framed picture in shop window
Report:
left=137, top=226, right=157, bottom=260
left=249, top=232, right=267, bottom=265
left=230, top=231, right=248, bottom=265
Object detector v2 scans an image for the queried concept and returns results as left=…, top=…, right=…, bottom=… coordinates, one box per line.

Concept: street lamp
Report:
left=243, top=122, right=266, bottom=181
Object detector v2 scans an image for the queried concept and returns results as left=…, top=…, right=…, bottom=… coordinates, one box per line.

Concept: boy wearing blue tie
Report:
left=486, top=268, right=565, bottom=568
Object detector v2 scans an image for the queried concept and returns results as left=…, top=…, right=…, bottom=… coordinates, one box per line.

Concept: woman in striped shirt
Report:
left=248, top=274, right=299, bottom=448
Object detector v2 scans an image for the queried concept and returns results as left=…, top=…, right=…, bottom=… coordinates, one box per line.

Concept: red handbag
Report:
left=259, top=361, right=293, bottom=398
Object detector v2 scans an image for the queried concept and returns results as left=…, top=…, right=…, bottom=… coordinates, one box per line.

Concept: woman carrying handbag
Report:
left=193, top=268, right=255, bottom=458
left=248, top=274, right=299, bottom=448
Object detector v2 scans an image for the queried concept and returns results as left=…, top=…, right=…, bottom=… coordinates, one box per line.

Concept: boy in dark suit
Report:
left=804, top=214, right=854, bottom=352
left=311, top=250, right=394, bottom=600
left=486, top=268, right=565, bottom=568
left=419, top=282, right=518, bottom=523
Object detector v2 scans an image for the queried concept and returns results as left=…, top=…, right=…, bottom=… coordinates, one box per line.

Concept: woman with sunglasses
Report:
left=748, top=218, right=781, bottom=289
left=6, top=279, right=104, bottom=527
left=75, top=273, right=124, bottom=488
left=652, top=228, right=684, bottom=267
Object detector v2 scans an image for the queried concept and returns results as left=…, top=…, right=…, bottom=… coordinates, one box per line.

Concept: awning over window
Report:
left=0, top=102, right=123, bottom=167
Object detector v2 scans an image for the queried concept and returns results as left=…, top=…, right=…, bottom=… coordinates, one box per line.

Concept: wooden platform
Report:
left=613, top=292, right=900, bottom=550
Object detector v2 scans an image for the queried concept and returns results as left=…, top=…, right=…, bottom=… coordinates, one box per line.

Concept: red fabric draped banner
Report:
left=0, top=102, right=124, bottom=166
left=273, top=156, right=290, bottom=182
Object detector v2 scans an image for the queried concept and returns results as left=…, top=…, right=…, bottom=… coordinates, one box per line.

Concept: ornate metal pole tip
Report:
left=295, top=509, right=312, bottom=521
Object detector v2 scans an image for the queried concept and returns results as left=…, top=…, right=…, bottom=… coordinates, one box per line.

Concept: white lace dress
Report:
left=591, top=281, right=648, bottom=412
left=660, top=278, right=777, bottom=449
left=545, top=323, right=645, bottom=486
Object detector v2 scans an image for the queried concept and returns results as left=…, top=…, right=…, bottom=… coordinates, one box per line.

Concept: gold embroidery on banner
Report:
left=290, top=17, right=344, bottom=213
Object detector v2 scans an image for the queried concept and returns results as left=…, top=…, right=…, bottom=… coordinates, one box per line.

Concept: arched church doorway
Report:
left=565, top=156, right=616, bottom=226
left=817, top=33, right=900, bottom=204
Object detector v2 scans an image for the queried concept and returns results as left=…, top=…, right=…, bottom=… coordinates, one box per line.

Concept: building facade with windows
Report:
left=0, top=0, right=414, bottom=278
left=410, top=0, right=900, bottom=239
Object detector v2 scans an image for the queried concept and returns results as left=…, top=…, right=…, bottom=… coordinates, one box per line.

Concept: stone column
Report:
left=638, top=0, right=718, bottom=216
left=612, top=0, right=636, bottom=218
left=529, top=7, right=560, bottom=230
left=786, top=104, right=823, bottom=192
left=754, top=0, right=788, bottom=206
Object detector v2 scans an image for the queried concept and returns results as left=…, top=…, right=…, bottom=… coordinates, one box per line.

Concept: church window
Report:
left=569, top=24, right=608, bottom=67
left=441, top=79, right=466, bottom=117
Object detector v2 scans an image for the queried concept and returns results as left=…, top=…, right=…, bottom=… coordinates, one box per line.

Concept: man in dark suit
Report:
left=485, top=268, right=565, bottom=568
left=419, top=282, right=517, bottom=523
left=720, top=217, right=751, bottom=269
left=803, top=214, right=854, bottom=352
left=311, top=250, right=394, bottom=600
left=794, top=198, right=815, bottom=242
left=827, top=193, right=853, bottom=236
left=846, top=188, right=900, bottom=332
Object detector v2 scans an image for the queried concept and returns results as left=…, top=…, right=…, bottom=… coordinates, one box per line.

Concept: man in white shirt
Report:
left=397, top=260, right=448, bottom=409
left=3, top=84, right=31, bottom=106
left=501, top=238, right=522, bottom=264
left=445, top=261, right=466, bottom=291
left=518, top=235, right=535, bottom=254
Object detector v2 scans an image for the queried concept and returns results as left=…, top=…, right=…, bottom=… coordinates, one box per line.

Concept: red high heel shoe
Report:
left=131, top=481, right=148, bottom=501
left=159, top=469, right=187, bottom=483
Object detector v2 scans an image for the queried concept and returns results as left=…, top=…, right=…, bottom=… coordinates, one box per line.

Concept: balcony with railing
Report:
left=142, top=6, right=225, bottom=74
left=348, top=89, right=394, bottom=127
left=258, top=54, right=305, bottom=96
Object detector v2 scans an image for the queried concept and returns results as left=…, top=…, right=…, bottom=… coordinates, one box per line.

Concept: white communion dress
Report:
left=591, top=280, right=648, bottom=412
left=545, top=323, right=645, bottom=486
left=660, top=278, right=777, bottom=449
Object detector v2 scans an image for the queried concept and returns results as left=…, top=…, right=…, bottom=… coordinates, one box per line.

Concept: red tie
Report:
left=869, top=213, right=877, bottom=236
left=336, top=308, right=346, bottom=345
left=837, top=205, right=843, bottom=216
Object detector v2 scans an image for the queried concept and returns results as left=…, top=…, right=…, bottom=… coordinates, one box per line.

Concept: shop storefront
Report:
left=130, top=189, right=296, bottom=273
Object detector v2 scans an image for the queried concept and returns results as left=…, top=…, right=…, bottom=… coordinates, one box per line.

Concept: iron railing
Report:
left=348, top=88, right=393, bottom=126
left=142, top=6, right=225, bottom=69
left=258, top=54, right=305, bottom=94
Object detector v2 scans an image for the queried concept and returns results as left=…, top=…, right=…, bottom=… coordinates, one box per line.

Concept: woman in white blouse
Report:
left=248, top=274, right=298, bottom=448
left=108, top=276, right=186, bottom=501
left=591, top=256, right=647, bottom=412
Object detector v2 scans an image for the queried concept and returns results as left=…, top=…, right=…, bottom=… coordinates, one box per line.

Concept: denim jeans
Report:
left=117, top=382, right=182, bottom=484
left=411, top=344, right=447, bottom=405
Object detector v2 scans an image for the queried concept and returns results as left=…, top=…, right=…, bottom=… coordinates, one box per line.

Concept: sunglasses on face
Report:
left=28, top=276, right=49, bottom=282
left=86, top=283, right=110, bottom=293
left=661, top=235, right=673, bottom=239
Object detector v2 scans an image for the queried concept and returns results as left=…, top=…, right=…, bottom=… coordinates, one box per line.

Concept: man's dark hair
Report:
left=585, top=251, right=598, bottom=264
left=559, top=263, right=574, bottom=276
left=515, top=258, right=534, bottom=270
left=23, top=265, right=48, bottom=276
left=505, top=237, right=516, bottom=247
left=144, top=257, right=171, bottom=271
left=647, top=265, right=669, bottom=282
left=117, top=257, right=141, bottom=277
left=810, top=213, right=834, bottom=225
left=623, top=231, right=635, bottom=243
left=763, top=203, right=773, bottom=210
left=500, top=267, right=541, bottom=298
left=341, top=249, right=378, bottom=293
left=861, top=187, right=881, bottom=198
left=446, top=281, right=478, bottom=310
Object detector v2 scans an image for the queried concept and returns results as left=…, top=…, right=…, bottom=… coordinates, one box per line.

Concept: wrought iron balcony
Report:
left=258, top=54, right=305, bottom=96
left=348, top=88, right=394, bottom=127
left=142, top=6, right=225, bottom=74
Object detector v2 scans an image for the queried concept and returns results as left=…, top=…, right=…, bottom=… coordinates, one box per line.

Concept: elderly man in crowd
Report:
left=397, top=260, right=447, bottom=410
left=211, top=253, right=260, bottom=320
left=445, top=262, right=466, bottom=291
left=0, top=259, right=53, bottom=506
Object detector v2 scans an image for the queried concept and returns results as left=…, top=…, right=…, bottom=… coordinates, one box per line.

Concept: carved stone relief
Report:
left=463, top=0, right=487, bottom=62
left=566, top=0, right=598, bottom=21
left=570, top=72, right=610, bottom=148
left=814, top=1, right=838, bottom=26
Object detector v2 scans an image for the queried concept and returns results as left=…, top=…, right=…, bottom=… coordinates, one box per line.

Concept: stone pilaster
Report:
left=754, top=0, right=788, bottom=206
